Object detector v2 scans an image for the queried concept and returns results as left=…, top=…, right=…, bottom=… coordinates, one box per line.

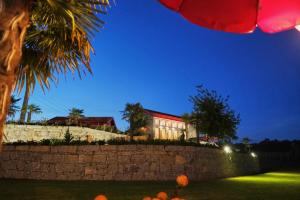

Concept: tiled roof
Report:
left=48, top=116, right=116, bottom=128
left=144, top=109, right=183, bottom=122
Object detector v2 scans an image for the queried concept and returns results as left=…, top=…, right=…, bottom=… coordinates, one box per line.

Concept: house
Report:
left=47, top=116, right=117, bottom=130
left=144, top=109, right=196, bottom=140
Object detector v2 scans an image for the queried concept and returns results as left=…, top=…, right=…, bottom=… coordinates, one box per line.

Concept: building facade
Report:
left=145, top=109, right=196, bottom=140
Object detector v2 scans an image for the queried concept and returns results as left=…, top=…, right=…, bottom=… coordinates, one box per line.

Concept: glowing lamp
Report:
left=250, top=152, right=257, bottom=158
left=296, top=25, right=300, bottom=32
left=223, top=145, right=232, bottom=154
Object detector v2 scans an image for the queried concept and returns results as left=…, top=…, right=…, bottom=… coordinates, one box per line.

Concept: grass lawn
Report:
left=0, top=171, right=300, bottom=200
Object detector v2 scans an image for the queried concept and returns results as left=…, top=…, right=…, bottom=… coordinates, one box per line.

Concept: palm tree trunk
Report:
left=0, top=0, right=30, bottom=145
left=185, top=123, right=188, bottom=140
left=26, top=111, right=31, bottom=123
left=20, top=83, right=30, bottom=123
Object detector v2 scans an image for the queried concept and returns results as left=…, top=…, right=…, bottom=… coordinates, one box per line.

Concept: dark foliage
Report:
left=64, top=128, right=73, bottom=144
left=8, top=96, right=21, bottom=118
left=252, top=139, right=300, bottom=153
left=106, top=138, right=218, bottom=148
left=7, top=139, right=106, bottom=146
left=121, top=102, right=150, bottom=139
left=188, top=85, right=240, bottom=142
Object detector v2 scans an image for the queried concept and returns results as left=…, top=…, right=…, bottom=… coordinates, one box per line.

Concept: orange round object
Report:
left=152, top=198, right=161, bottom=200
left=157, top=192, right=168, bottom=200
left=143, top=197, right=152, bottom=200
left=176, top=175, right=189, bottom=187
left=94, top=194, right=108, bottom=200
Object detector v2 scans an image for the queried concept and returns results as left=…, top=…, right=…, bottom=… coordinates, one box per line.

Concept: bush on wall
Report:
left=5, top=138, right=217, bottom=148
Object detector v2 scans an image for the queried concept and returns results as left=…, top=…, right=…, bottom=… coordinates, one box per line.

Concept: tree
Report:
left=8, top=96, right=21, bottom=120
left=121, top=103, right=149, bottom=140
left=26, top=104, right=42, bottom=123
left=189, top=85, right=240, bottom=143
left=242, top=137, right=252, bottom=153
left=0, top=0, right=110, bottom=143
left=68, top=108, right=85, bottom=125
left=64, top=127, right=74, bottom=144
left=18, top=62, right=54, bottom=123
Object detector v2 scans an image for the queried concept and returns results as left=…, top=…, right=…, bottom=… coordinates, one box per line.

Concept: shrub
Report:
left=64, top=128, right=74, bottom=144
left=8, top=140, right=39, bottom=145
left=5, top=138, right=217, bottom=148
left=8, top=138, right=106, bottom=146
left=179, top=133, right=185, bottom=142
left=40, top=139, right=64, bottom=145
left=70, top=140, right=105, bottom=145
left=40, top=139, right=51, bottom=145
left=106, top=138, right=218, bottom=148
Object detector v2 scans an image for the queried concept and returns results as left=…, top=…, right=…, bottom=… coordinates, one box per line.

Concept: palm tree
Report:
left=0, top=0, right=110, bottom=143
left=68, top=108, right=85, bottom=125
left=8, top=96, right=21, bottom=120
left=121, top=103, right=149, bottom=140
left=26, top=104, right=42, bottom=123
left=18, top=62, right=54, bottom=123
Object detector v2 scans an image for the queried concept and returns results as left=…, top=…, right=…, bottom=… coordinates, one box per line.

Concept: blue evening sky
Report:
left=19, top=1, right=300, bottom=142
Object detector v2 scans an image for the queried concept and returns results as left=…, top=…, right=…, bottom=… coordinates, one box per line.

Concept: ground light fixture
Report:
left=223, top=145, right=232, bottom=154
left=250, top=152, right=257, bottom=158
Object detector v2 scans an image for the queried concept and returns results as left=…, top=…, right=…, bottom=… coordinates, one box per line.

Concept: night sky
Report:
left=21, top=0, right=300, bottom=142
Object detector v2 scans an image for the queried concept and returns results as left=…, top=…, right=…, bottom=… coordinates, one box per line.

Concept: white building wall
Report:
left=150, top=117, right=195, bottom=140
left=186, top=124, right=197, bottom=139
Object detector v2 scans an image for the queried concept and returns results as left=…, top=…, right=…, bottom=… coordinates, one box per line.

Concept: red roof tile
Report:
left=144, top=109, right=183, bottom=122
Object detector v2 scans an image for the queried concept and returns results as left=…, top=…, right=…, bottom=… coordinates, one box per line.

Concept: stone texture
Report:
left=3, top=124, right=125, bottom=143
left=29, top=146, right=50, bottom=152
left=0, top=144, right=285, bottom=181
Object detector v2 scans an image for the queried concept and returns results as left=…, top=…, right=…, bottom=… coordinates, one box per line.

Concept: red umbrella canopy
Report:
left=159, top=0, right=300, bottom=34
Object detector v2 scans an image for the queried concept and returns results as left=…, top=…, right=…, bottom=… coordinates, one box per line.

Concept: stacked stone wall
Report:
left=0, top=145, right=260, bottom=181
left=3, top=125, right=125, bottom=143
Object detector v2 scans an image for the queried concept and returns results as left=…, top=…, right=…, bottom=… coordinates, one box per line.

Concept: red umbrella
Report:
left=159, top=0, right=300, bottom=34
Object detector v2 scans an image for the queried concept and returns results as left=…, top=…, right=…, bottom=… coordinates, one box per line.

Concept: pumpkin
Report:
left=176, top=175, right=189, bottom=187
left=157, top=192, right=168, bottom=200
left=94, top=194, right=108, bottom=200
left=171, top=198, right=183, bottom=200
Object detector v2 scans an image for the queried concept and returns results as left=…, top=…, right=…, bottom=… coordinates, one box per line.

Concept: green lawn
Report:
left=0, top=171, right=300, bottom=200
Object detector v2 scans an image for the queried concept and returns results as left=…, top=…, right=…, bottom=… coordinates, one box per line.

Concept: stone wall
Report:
left=3, top=125, right=125, bottom=143
left=0, top=145, right=260, bottom=181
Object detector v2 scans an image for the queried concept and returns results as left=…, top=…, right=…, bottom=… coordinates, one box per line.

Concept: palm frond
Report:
left=28, top=104, right=42, bottom=114
left=15, top=0, right=109, bottom=93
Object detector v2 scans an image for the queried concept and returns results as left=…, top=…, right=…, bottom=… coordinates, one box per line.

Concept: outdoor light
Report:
left=223, top=145, right=232, bottom=154
left=250, top=152, right=257, bottom=158
left=296, top=25, right=300, bottom=32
